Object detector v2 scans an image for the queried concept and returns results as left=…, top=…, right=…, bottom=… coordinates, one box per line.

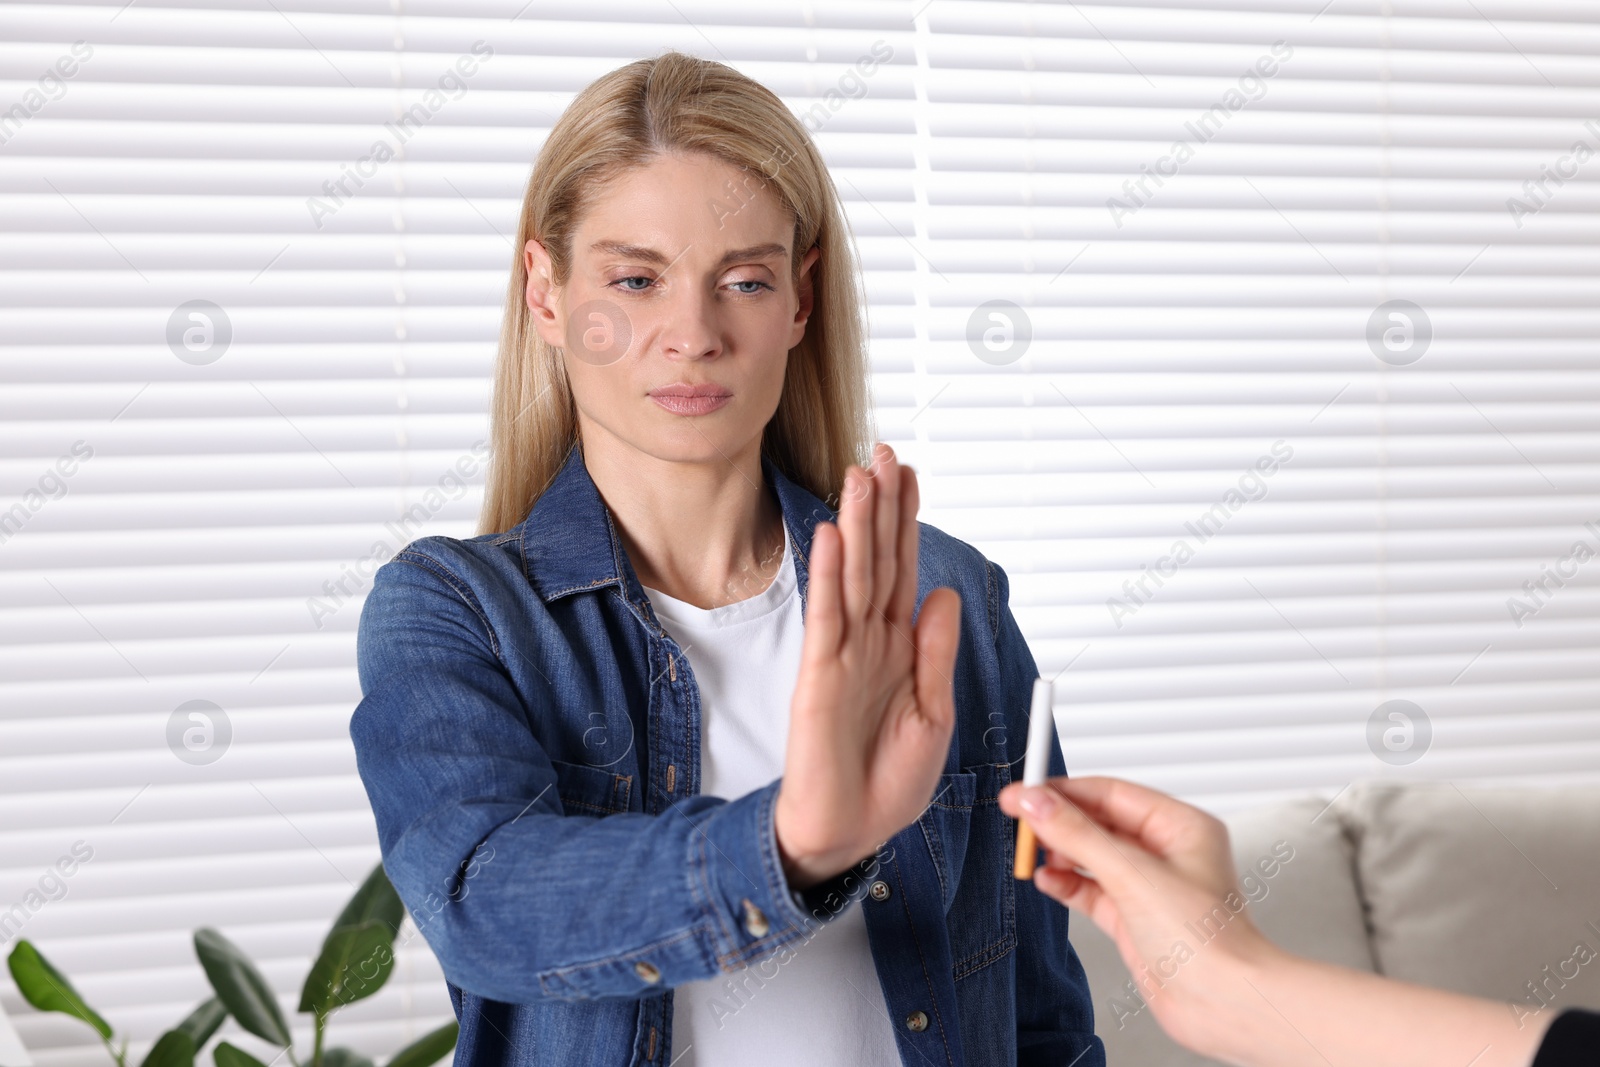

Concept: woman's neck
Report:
left=579, top=429, right=786, bottom=610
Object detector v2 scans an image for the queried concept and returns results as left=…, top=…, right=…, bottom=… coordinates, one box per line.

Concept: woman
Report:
left=351, top=52, right=1102, bottom=1067
left=1001, top=777, right=1599, bottom=1067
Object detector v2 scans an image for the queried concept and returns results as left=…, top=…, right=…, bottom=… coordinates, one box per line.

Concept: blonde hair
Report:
left=478, top=51, right=873, bottom=534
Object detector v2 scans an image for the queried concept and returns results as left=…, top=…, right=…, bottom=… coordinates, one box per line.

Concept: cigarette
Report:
left=1013, top=676, right=1055, bottom=880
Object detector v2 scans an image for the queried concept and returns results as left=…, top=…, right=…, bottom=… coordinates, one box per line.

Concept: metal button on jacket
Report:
left=868, top=880, right=891, bottom=902
left=741, top=898, right=770, bottom=938
left=905, top=1010, right=929, bottom=1033
left=634, top=961, right=661, bottom=984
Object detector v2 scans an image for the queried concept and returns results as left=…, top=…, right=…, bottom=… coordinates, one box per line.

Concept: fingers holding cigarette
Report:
left=999, top=774, right=1252, bottom=972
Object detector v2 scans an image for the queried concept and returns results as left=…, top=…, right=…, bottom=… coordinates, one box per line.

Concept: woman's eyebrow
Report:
left=589, top=240, right=669, bottom=264
left=714, top=243, right=789, bottom=268
left=587, top=240, right=789, bottom=270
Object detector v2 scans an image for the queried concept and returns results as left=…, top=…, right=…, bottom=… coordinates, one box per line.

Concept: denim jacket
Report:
left=351, top=447, right=1104, bottom=1067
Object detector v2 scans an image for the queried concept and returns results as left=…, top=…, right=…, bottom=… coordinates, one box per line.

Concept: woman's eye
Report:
left=610, top=276, right=770, bottom=294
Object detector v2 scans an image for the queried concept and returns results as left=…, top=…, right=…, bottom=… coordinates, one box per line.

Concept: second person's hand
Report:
left=998, top=775, right=1275, bottom=1050
left=999, top=777, right=1553, bottom=1067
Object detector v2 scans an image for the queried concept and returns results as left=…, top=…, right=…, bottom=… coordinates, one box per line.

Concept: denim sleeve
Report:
left=351, top=549, right=834, bottom=1005
left=986, top=559, right=1108, bottom=1067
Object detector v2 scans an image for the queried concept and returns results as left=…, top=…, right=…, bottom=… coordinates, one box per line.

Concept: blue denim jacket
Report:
left=351, top=447, right=1104, bottom=1067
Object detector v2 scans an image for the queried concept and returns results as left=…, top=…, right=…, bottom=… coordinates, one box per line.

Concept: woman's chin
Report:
left=618, top=428, right=761, bottom=471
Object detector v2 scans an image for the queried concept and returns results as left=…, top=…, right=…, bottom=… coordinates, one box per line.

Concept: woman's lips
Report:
left=648, top=387, right=732, bottom=416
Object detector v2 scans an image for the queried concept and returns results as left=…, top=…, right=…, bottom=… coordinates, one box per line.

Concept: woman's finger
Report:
left=870, top=444, right=900, bottom=618
left=911, top=586, right=961, bottom=733
left=802, top=521, right=843, bottom=657
left=888, top=464, right=921, bottom=631
left=839, top=465, right=874, bottom=621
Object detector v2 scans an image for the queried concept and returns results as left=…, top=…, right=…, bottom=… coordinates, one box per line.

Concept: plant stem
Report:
left=99, top=1035, right=126, bottom=1067
left=311, top=1012, right=326, bottom=1067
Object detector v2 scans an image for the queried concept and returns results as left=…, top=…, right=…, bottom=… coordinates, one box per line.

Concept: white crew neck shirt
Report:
left=641, top=524, right=902, bottom=1067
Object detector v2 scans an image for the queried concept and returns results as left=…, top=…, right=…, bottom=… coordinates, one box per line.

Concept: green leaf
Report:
left=212, top=1042, right=269, bottom=1067
left=175, top=997, right=227, bottom=1049
left=192, top=929, right=291, bottom=1048
left=139, top=1030, right=196, bottom=1067
left=330, top=865, right=404, bottom=942
left=384, top=1023, right=457, bottom=1067
left=6, top=940, right=113, bottom=1040
left=322, top=1049, right=375, bottom=1067
left=299, top=921, right=394, bottom=1015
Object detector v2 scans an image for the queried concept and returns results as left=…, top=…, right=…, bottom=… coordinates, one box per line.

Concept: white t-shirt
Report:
left=641, top=524, right=902, bottom=1067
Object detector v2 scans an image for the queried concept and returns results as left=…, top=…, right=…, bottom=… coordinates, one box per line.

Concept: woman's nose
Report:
left=657, top=286, right=722, bottom=362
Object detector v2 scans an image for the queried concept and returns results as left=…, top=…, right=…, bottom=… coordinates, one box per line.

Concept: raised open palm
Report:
left=775, top=444, right=962, bottom=888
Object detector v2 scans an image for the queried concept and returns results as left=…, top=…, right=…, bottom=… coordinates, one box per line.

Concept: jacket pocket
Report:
left=549, top=758, right=633, bottom=816
left=918, top=763, right=1017, bottom=980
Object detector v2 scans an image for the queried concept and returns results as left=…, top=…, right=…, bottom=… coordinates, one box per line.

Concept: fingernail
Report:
left=1018, top=787, right=1060, bottom=817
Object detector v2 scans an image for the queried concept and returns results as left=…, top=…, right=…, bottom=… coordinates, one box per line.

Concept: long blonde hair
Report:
left=478, top=51, right=873, bottom=534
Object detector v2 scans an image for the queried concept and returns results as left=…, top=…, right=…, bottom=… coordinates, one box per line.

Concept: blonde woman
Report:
left=352, top=52, right=1101, bottom=1067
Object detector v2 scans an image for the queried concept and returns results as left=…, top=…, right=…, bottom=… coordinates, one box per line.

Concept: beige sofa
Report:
left=1072, top=781, right=1600, bottom=1066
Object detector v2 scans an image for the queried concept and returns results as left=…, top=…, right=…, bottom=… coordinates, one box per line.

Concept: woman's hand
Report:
left=775, top=443, right=962, bottom=889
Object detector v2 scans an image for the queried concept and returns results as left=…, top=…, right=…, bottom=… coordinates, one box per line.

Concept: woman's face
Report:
left=525, top=151, right=820, bottom=470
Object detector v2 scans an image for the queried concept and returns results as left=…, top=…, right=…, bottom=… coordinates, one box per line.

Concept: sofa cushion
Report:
left=1341, top=781, right=1600, bottom=1026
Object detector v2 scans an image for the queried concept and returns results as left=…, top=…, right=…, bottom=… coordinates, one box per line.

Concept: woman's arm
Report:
left=998, top=777, right=1555, bottom=1067
left=354, top=551, right=807, bottom=1005
left=353, top=450, right=961, bottom=1005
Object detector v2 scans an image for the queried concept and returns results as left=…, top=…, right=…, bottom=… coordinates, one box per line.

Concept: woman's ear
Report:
left=524, top=238, right=565, bottom=349
left=789, top=243, right=821, bottom=348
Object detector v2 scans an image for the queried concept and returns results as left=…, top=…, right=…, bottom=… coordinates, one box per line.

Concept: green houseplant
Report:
left=6, top=864, right=455, bottom=1067
left=5, top=942, right=223, bottom=1067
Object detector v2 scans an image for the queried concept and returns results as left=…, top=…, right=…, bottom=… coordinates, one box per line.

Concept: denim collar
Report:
left=516, top=444, right=834, bottom=612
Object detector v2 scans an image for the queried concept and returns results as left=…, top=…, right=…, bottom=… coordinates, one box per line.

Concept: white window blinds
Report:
left=892, top=0, right=1600, bottom=814
left=2, top=2, right=1597, bottom=1066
